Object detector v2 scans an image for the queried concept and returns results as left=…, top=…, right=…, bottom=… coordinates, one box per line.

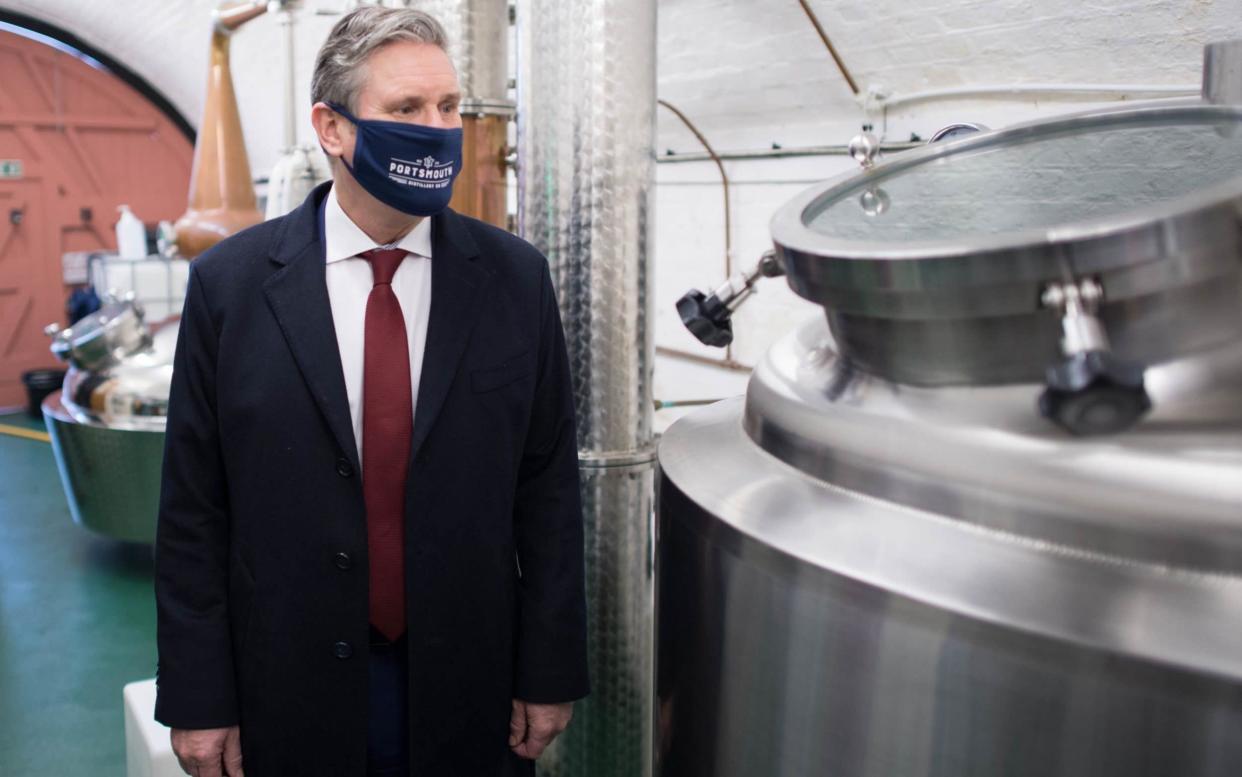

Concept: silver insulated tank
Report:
left=656, top=81, right=1242, bottom=776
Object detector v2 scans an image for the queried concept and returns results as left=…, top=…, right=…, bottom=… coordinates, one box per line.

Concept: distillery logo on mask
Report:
left=329, top=102, right=463, bottom=217
left=389, top=155, right=456, bottom=188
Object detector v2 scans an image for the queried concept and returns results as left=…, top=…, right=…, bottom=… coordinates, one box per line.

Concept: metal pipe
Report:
left=516, top=0, right=656, bottom=774
left=656, top=345, right=752, bottom=373
left=653, top=398, right=725, bottom=410
left=213, top=0, right=269, bottom=34
left=279, top=7, right=297, bottom=150
left=877, top=83, right=1197, bottom=111
left=656, top=99, right=735, bottom=361
left=658, top=140, right=921, bottom=163
left=795, top=0, right=859, bottom=95
left=657, top=100, right=731, bottom=274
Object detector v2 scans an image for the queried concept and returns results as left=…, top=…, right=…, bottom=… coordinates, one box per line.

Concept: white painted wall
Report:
left=2, top=0, right=1239, bottom=429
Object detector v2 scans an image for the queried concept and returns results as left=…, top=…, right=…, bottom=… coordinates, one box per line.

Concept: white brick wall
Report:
left=2, top=0, right=1239, bottom=421
left=651, top=0, right=1239, bottom=418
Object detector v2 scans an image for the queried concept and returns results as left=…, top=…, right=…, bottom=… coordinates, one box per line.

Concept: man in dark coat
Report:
left=153, top=7, right=589, bottom=776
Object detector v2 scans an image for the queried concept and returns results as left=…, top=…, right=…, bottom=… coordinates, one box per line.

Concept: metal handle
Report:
left=847, top=126, right=881, bottom=169
left=677, top=251, right=784, bottom=348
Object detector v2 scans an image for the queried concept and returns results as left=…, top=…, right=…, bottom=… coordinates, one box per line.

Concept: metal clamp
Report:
left=1038, top=279, right=1151, bottom=436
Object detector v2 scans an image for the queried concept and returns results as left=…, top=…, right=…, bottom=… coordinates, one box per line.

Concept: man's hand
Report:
left=509, top=699, right=573, bottom=760
left=170, top=725, right=244, bottom=777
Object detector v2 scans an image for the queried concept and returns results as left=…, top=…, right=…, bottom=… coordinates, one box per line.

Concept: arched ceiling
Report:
left=1, top=0, right=1238, bottom=167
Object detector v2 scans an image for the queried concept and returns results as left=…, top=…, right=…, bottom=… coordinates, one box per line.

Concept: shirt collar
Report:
left=323, top=183, right=433, bottom=265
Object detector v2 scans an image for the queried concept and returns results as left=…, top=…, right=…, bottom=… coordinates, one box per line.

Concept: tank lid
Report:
left=771, top=103, right=1242, bottom=385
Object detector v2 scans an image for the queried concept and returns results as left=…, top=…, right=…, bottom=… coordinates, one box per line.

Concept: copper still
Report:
left=173, top=1, right=267, bottom=259
left=450, top=113, right=509, bottom=227
left=424, top=0, right=514, bottom=229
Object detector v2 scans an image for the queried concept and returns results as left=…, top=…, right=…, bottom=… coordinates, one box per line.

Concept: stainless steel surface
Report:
left=1042, top=279, right=1108, bottom=357
left=657, top=323, right=1242, bottom=775
left=746, top=316, right=1242, bottom=573
left=660, top=55, right=1242, bottom=774
left=516, top=0, right=656, bottom=773
left=47, top=298, right=153, bottom=373
left=658, top=399, right=1242, bottom=776
left=569, top=462, right=654, bottom=775
left=771, top=103, right=1242, bottom=385
left=516, top=0, right=655, bottom=456
left=43, top=391, right=164, bottom=544
left=41, top=287, right=177, bottom=542
left=1203, top=39, right=1242, bottom=105
left=51, top=314, right=177, bottom=431
left=420, top=0, right=512, bottom=116
left=927, top=122, right=989, bottom=142
left=847, top=129, right=881, bottom=168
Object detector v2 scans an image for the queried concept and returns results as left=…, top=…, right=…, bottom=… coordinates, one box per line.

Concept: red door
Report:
left=0, top=26, right=194, bottom=408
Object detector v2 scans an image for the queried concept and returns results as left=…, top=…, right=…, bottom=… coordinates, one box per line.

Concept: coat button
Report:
left=334, top=552, right=352, bottom=570
left=333, top=641, right=353, bottom=659
left=335, top=457, right=353, bottom=478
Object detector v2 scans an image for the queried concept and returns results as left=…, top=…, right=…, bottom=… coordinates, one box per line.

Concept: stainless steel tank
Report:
left=657, top=97, right=1242, bottom=775
left=42, top=297, right=176, bottom=543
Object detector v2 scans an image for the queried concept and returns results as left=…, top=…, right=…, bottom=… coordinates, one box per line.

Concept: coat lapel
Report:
left=261, top=183, right=361, bottom=470
left=410, top=208, right=489, bottom=459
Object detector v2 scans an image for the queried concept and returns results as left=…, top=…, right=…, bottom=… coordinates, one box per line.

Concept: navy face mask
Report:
left=329, top=102, right=463, bottom=217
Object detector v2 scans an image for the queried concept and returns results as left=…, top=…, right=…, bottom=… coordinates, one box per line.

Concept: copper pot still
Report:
left=173, top=1, right=268, bottom=259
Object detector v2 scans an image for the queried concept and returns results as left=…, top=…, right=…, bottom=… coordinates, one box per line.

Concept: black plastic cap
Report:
left=1039, top=351, right=1152, bottom=436
left=677, top=289, right=734, bottom=348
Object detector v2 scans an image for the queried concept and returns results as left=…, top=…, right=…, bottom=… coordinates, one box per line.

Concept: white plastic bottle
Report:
left=115, top=205, right=146, bottom=260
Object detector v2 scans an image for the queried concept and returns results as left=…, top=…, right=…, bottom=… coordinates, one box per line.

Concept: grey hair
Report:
left=311, top=6, right=450, bottom=112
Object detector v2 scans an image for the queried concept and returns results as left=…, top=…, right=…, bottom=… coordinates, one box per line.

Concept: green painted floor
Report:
left=0, top=410, right=157, bottom=776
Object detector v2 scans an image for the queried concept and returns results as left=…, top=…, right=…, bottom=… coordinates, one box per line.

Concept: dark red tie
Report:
left=361, top=248, right=411, bottom=641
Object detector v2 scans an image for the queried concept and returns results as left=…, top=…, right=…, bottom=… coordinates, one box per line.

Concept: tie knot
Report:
left=362, top=248, right=407, bottom=285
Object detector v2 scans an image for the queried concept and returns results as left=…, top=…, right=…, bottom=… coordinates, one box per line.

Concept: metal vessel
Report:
left=174, top=0, right=269, bottom=258
left=43, top=299, right=176, bottom=542
left=658, top=49, right=1242, bottom=777
left=517, top=0, right=657, bottom=774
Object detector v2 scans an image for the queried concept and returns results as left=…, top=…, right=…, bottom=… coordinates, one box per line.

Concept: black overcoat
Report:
left=153, top=182, right=590, bottom=776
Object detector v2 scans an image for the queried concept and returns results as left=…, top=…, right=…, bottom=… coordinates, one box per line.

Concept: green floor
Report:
left=0, top=410, right=157, bottom=776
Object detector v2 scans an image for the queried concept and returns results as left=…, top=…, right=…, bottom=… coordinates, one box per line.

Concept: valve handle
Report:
left=676, top=251, right=784, bottom=348
left=677, top=289, right=734, bottom=348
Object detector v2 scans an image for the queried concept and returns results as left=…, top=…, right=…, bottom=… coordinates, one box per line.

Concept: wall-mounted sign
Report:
left=0, top=160, right=23, bottom=179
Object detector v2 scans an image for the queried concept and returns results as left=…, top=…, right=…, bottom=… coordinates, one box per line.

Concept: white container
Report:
left=90, top=255, right=190, bottom=322
left=123, top=679, right=182, bottom=777
left=115, top=205, right=147, bottom=260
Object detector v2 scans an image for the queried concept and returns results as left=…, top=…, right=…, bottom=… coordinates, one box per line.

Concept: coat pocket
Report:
left=471, top=351, right=532, bottom=393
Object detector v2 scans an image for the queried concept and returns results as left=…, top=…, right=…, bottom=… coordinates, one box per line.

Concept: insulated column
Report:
left=515, top=1, right=657, bottom=775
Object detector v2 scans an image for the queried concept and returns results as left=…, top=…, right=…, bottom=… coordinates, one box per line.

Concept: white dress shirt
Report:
left=323, top=184, right=432, bottom=465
